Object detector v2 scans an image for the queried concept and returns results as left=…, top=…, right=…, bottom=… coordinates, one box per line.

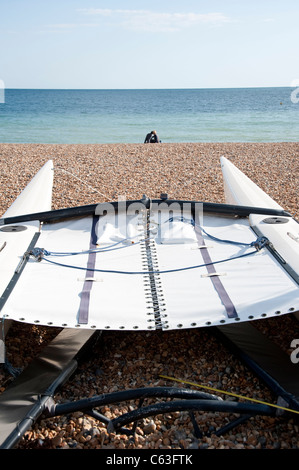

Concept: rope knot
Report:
left=251, top=237, right=269, bottom=251
left=29, top=247, right=49, bottom=261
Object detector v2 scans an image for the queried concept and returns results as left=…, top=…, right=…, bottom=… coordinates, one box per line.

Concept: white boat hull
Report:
left=0, top=160, right=54, bottom=361
left=221, top=156, right=299, bottom=283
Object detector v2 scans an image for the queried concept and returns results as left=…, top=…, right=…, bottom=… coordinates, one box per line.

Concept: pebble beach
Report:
left=1, top=141, right=299, bottom=450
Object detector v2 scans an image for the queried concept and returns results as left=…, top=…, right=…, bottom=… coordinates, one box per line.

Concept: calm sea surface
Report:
left=0, top=88, right=298, bottom=144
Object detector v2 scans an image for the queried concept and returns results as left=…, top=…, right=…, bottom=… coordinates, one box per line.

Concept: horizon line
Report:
left=3, top=85, right=293, bottom=91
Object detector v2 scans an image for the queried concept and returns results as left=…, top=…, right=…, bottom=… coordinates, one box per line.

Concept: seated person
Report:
left=144, top=130, right=160, bottom=143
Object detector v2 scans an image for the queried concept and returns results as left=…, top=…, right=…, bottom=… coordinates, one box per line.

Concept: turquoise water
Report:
left=0, top=88, right=298, bottom=144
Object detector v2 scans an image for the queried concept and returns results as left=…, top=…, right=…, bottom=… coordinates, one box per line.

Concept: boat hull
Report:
left=220, top=156, right=299, bottom=284
left=0, top=160, right=53, bottom=361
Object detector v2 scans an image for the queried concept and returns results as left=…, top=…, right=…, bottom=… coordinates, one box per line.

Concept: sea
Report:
left=0, top=87, right=298, bottom=144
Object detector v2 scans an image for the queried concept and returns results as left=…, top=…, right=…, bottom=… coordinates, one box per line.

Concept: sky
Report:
left=0, top=0, right=298, bottom=89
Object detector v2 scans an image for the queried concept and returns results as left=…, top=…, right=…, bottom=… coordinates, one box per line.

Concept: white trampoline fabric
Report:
left=1, top=208, right=299, bottom=331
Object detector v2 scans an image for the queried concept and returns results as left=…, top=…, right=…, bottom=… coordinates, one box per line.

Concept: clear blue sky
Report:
left=1, top=0, right=298, bottom=89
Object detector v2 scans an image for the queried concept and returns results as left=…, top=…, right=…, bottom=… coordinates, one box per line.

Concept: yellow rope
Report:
left=159, top=375, right=299, bottom=416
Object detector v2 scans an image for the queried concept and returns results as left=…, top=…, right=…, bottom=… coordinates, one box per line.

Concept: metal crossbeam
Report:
left=0, top=329, right=97, bottom=449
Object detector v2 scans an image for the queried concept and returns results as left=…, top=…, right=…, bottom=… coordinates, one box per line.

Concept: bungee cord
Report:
left=33, top=245, right=266, bottom=275
left=27, top=216, right=269, bottom=275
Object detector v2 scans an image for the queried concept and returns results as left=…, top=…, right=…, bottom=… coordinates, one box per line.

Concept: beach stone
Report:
left=144, top=421, right=157, bottom=434
left=51, top=435, right=63, bottom=447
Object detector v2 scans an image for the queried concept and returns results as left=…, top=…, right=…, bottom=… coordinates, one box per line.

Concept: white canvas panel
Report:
left=152, top=210, right=299, bottom=330
left=1, top=213, right=150, bottom=330
left=1, top=209, right=299, bottom=331
left=1, top=218, right=94, bottom=328
left=83, top=212, right=150, bottom=330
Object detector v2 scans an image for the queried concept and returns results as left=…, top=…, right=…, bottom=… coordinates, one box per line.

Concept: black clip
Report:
left=253, top=237, right=269, bottom=251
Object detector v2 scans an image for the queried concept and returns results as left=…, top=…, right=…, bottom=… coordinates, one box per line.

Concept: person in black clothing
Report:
left=144, top=130, right=160, bottom=143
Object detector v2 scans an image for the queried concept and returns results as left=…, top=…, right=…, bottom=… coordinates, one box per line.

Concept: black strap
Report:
left=193, top=217, right=238, bottom=319
left=0, top=232, right=40, bottom=312
left=77, top=216, right=99, bottom=324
